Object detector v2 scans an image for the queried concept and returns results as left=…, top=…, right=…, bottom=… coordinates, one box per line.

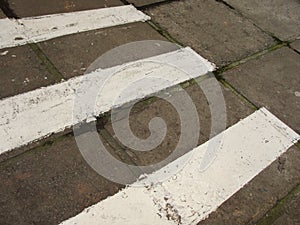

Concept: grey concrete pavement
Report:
left=223, top=0, right=300, bottom=41
left=0, top=0, right=299, bottom=224
left=222, top=47, right=300, bottom=134
left=291, top=39, right=300, bottom=53
left=0, top=133, right=122, bottom=225
left=7, top=0, right=123, bottom=17
left=256, top=184, right=300, bottom=225
left=268, top=189, right=300, bottom=225
left=0, top=45, right=57, bottom=99
left=38, top=22, right=174, bottom=79
left=104, top=77, right=254, bottom=170
left=145, top=0, right=275, bottom=66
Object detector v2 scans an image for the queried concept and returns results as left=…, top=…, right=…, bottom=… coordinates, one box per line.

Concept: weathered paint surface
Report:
left=0, top=47, right=214, bottom=154
left=60, top=108, right=299, bottom=225
left=0, top=5, right=150, bottom=49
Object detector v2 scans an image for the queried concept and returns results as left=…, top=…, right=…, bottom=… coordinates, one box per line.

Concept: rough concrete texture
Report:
left=38, top=22, right=174, bottom=79
left=271, top=189, right=300, bottom=225
left=7, top=0, right=123, bottom=17
left=198, top=145, right=300, bottom=225
left=0, top=133, right=122, bottom=225
left=0, top=45, right=57, bottom=99
left=127, top=0, right=167, bottom=7
left=223, top=47, right=300, bottom=134
left=256, top=183, right=300, bottom=225
left=145, top=0, right=275, bottom=66
left=224, top=0, right=300, bottom=41
left=290, top=39, right=300, bottom=53
left=104, top=78, right=254, bottom=169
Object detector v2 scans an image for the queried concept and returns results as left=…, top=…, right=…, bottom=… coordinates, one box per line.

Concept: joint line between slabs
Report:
left=29, top=43, right=65, bottom=82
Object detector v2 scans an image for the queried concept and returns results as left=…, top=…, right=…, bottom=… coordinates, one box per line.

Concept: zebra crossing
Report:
left=0, top=2, right=299, bottom=225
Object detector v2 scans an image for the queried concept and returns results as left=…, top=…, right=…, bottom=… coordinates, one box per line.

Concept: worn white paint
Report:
left=60, top=108, right=299, bottom=225
left=0, top=18, right=27, bottom=48
left=0, top=47, right=214, bottom=154
left=0, top=5, right=150, bottom=49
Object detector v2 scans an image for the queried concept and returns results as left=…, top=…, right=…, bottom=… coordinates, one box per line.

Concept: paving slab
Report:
left=222, top=47, right=300, bottom=134
left=198, top=144, right=300, bottom=225
left=223, top=0, right=300, bottom=41
left=104, top=77, right=254, bottom=169
left=256, top=183, right=300, bottom=225
left=127, top=0, right=167, bottom=7
left=0, top=133, right=122, bottom=225
left=145, top=0, right=275, bottom=66
left=290, top=39, right=300, bottom=53
left=0, top=45, right=57, bottom=99
left=271, top=190, right=300, bottom=225
left=38, top=22, right=176, bottom=79
left=8, top=0, right=123, bottom=18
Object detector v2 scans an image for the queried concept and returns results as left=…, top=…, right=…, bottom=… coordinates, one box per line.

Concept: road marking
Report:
left=0, top=47, right=214, bottom=155
left=0, top=5, right=150, bottom=49
left=60, top=108, right=299, bottom=225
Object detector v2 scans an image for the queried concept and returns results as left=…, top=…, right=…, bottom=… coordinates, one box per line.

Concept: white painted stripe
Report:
left=0, top=5, right=150, bottom=49
left=0, top=19, right=28, bottom=48
left=0, top=47, right=214, bottom=155
left=60, top=108, right=299, bottom=225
